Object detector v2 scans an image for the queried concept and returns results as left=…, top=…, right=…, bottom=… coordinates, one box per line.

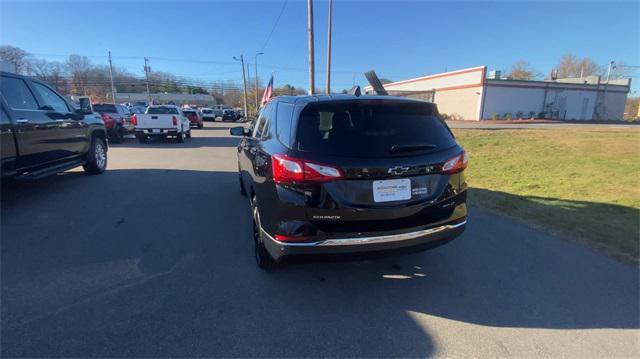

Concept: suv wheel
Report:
left=251, top=197, right=277, bottom=270
left=83, top=136, right=107, bottom=175
left=176, top=131, right=185, bottom=143
left=136, top=134, right=148, bottom=144
left=186, top=130, right=192, bottom=139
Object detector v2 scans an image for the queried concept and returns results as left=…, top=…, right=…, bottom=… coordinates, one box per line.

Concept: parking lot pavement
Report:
left=2, top=122, right=638, bottom=357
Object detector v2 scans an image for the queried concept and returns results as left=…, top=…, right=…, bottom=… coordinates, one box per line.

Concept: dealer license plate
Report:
left=373, top=179, right=412, bottom=203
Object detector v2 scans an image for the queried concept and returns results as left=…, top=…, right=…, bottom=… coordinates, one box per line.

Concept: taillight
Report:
left=101, top=113, right=114, bottom=128
left=172, top=116, right=177, bottom=126
left=441, top=151, right=468, bottom=174
left=272, top=154, right=343, bottom=184
left=131, top=114, right=137, bottom=126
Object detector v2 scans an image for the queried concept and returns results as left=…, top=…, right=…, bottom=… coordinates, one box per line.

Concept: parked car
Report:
left=182, top=108, right=204, bottom=128
left=200, top=107, right=215, bottom=121
left=230, top=95, right=467, bottom=269
left=235, top=108, right=245, bottom=120
left=134, top=105, right=191, bottom=143
left=221, top=109, right=237, bottom=122
left=0, top=71, right=108, bottom=179
left=129, top=105, right=146, bottom=114
left=92, top=103, right=135, bottom=143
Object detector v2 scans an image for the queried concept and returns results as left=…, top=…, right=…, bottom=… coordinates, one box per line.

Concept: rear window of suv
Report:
left=295, top=101, right=455, bottom=157
left=93, top=104, right=117, bottom=113
left=147, top=106, right=179, bottom=114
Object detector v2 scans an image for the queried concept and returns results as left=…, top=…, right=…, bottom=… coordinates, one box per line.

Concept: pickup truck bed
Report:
left=134, top=105, right=191, bottom=143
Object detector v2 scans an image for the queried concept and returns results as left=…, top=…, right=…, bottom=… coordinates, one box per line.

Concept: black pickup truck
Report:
left=0, top=71, right=108, bottom=179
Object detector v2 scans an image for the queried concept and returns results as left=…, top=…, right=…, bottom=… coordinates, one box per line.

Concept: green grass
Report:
left=453, top=128, right=640, bottom=264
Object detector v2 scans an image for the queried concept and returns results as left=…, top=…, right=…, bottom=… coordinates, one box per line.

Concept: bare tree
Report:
left=507, top=60, right=536, bottom=80
left=65, top=54, right=93, bottom=95
left=556, top=55, right=600, bottom=78
left=0, top=45, right=31, bottom=74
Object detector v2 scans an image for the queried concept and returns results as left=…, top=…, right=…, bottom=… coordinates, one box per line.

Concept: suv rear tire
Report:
left=251, top=197, right=277, bottom=270
left=83, top=136, right=107, bottom=175
left=136, top=134, right=148, bottom=144
left=176, top=131, right=185, bottom=143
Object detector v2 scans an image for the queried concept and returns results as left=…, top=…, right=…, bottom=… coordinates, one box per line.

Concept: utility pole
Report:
left=602, top=61, right=615, bottom=119
left=144, top=57, right=151, bottom=105
left=254, top=52, right=264, bottom=112
left=233, top=55, right=248, bottom=119
left=307, top=0, right=315, bottom=94
left=325, top=0, right=333, bottom=94
left=108, top=51, right=117, bottom=103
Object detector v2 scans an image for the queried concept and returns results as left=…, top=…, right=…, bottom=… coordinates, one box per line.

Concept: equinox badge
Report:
left=388, top=166, right=410, bottom=175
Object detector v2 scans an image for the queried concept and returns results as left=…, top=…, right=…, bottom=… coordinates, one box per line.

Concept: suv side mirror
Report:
left=78, top=97, right=93, bottom=115
left=230, top=126, right=250, bottom=137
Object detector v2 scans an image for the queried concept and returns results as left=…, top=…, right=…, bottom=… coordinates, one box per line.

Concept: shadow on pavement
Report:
left=469, top=188, right=640, bottom=263
left=108, top=134, right=240, bottom=149
left=1, top=170, right=638, bottom=357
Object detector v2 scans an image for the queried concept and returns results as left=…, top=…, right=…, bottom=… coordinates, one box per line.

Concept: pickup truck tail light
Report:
left=272, top=154, right=343, bottom=184
left=100, top=113, right=114, bottom=129
left=131, top=114, right=137, bottom=126
left=441, top=151, right=468, bottom=174
left=172, top=116, right=177, bottom=126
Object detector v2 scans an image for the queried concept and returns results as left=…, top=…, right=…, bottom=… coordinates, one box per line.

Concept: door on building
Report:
left=557, top=96, right=567, bottom=120
left=580, top=98, right=589, bottom=120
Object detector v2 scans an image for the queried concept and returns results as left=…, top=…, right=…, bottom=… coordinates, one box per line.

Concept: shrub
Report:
left=516, top=111, right=524, bottom=119
left=440, top=113, right=450, bottom=121
left=529, top=111, right=536, bottom=119
left=503, top=112, right=512, bottom=120
left=538, top=111, right=546, bottom=118
left=491, top=113, right=500, bottom=121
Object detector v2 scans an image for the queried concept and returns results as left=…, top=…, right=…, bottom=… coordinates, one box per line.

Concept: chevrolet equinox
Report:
left=230, top=95, right=467, bottom=269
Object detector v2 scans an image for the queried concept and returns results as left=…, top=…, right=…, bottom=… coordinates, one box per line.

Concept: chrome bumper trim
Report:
left=263, top=220, right=466, bottom=247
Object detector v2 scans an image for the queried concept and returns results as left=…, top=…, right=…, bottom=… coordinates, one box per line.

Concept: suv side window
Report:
left=0, top=76, right=39, bottom=110
left=276, top=102, right=294, bottom=147
left=253, top=103, right=271, bottom=138
left=261, top=103, right=276, bottom=140
left=31, top=82, right=69, bottom=113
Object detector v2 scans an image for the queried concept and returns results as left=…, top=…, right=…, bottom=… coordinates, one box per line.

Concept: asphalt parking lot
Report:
left=1, top=122, right=638, bottom=357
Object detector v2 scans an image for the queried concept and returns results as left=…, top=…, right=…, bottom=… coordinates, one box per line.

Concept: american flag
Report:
left=260, top=74, right=274, bottom=106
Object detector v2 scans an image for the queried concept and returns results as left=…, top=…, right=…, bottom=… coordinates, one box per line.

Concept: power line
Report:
left=259, top=0, right=289, bottom=53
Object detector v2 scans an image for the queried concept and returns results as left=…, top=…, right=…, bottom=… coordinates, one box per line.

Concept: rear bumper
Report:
left=262, top=219, right=466, bottom=261
left=135, top=129, right=179, bottom=136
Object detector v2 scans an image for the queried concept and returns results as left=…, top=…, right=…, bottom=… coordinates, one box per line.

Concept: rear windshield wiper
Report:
left=390, top=144, right=437, bottom=153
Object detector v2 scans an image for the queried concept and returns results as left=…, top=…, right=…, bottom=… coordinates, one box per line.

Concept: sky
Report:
left=1, top=0, right=638, bottom=93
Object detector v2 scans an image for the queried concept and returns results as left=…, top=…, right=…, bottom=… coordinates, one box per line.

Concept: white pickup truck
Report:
left=134, top=105, right=191, bottom=143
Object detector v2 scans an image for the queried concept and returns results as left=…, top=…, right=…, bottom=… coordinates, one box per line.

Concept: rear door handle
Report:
left=15, top=119, right=29, bottom=124
left=55, top=119, right=64, bottom=122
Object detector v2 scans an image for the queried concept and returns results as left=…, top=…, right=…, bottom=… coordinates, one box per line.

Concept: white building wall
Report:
left=482, top=86, right=546, bottom=119
left=382, top=66, right=485, bottom=92
left=364, top=66, right=486, bottom=120
left=601, top=90, right=628, bottom=120
left=483, top=82, right=628, bottom=120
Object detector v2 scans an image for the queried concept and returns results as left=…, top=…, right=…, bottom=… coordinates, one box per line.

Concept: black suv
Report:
left=1, top=71, right=108, bottom=179
left=231, top=95, right=467, bottom=269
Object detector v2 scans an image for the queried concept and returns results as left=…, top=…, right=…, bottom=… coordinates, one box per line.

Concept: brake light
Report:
left=172, top=116, right=177, bottom=126
left=100, top=113, right=114, bottom=128
left=272, top=154, right=343, bottom=184
left=131, top=114, right=137, bottom=126
left=441, top=151, right=468, bottom=174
